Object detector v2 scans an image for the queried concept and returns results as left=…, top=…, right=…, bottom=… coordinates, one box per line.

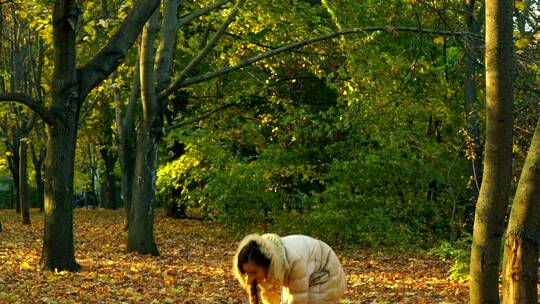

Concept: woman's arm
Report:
left=285, top=260, right=309, bottom=304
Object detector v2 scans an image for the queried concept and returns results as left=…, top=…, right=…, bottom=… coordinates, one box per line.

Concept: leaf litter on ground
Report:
left=0, top=209, right=467, bottom=303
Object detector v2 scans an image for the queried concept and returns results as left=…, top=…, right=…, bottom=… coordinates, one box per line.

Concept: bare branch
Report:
left=159, top=26, right=481, bottom=95
left=0, top=92, right=55, bottom=124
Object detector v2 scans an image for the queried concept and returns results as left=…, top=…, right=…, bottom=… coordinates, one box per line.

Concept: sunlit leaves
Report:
left=515, top=37, right=530, bottom=49
left=433, top=36, right=445, bottom=45
left=515, top=0, right=525, bottom=11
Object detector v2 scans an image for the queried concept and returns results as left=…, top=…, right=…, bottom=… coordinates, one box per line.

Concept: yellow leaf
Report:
left=433, top=36, right=445, bottom=45
left=515, top=1, right=525, bottom=10
left=20, top=261, right=34, bottom=271
left=515, top=37, right=530, bottom=49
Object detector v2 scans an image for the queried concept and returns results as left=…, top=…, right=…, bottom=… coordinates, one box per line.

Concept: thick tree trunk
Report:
left=42, top=115, right=80, bottom=271
left=19, top=139, right=30, bottom=225
left=127, top=11, right=160, bottom=256
left=469, top=0, right=514, bottom=302
left=0, top=0, right=160, bottom=271
left=501, top=118, right=540, bottom=303
left=41, top=0, right=81, bottom=272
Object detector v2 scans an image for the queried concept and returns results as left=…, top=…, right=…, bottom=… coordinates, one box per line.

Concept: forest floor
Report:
left=0, top=209, right=467, bottom=303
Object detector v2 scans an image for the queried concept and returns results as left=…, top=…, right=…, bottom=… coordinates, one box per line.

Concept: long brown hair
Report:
left=250, top=280, right=259, bottom=304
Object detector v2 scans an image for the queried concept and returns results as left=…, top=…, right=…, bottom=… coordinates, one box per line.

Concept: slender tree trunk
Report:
left=99, top=147, right=118, bottom=210
left=19, top=139, right=30, bottom=224
left=469, top=0, right=514, bottom=302
left=127, top=10, right=160, bottom=256
left=114, top=66, right=139, bottom=230
left=501, top=120, right=540, bottom=303
left=31, top=141, right=46, bottom=212
left=463, top=0, right=483, bottom=233
left=7, top=144, right=21, bottom=214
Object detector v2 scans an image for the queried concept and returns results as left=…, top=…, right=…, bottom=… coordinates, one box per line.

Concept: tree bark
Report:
left=501, top=118, right=540, bottom=303
left=42, top=113, right=80, bottom=271
left=31, top=132, right=46, bottom=213
left=127, top=10, right=160, bottom=256
left=99, top=145, right=118, bottom=210
left=0, top=0, right=159, bottom=271
left=7, top=141, right=20, bottom=213
left=114, top=66, right=139, bottom=230
left=469, top=0, right=514, bottom=302
left=19, top=139, right=30, bottom=224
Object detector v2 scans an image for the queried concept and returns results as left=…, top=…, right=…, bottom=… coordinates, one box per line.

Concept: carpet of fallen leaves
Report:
left=0, top=209, right=468, bottom=303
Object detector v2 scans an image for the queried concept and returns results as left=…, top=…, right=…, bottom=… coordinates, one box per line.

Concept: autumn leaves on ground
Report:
left=0, top=209, right=467, bottom=303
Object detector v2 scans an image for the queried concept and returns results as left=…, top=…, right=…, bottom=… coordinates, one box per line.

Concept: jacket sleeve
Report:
left=286, top=260, right=309, bottom=304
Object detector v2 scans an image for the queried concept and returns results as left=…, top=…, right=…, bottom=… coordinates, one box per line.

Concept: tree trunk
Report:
left=19, top=139, right=30, bottom=224
left=31, top=141, right=46, bottom=212
left=42, top=114, right=80, bottom=271
left=469, top=0, right=514, bottom=302
left=7, top=143, right=21, bottom=213
left=501, top=118, right=540, bottom=303
left=463, top=0, right=483, bottom=233
left=127, top=10, right=160, bottom=256
left=41, top=0, right=81, bottom=271
left=0, top=0, right=160, bottom=271
left=99, top=146, right=118, bottom=210
left=114, top=66, right=139, bottom=230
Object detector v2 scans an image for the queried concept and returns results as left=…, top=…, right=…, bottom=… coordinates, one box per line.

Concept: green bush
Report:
left=429, top=234, right=471, bottom=282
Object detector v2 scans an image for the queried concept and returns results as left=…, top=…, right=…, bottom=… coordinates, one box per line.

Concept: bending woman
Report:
left=233, top=233, right=346, bottom=304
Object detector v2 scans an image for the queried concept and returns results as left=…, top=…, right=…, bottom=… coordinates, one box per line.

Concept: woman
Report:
left=233, top=233, right=346, bottom=304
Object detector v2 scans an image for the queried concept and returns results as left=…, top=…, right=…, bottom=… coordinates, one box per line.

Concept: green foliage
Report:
left=429, top=234, right=471, bottom=282
left=152, top=0, right=478, bottom=250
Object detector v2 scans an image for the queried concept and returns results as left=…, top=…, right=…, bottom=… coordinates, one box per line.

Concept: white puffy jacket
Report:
left=233, top=234, right=347, bottom=304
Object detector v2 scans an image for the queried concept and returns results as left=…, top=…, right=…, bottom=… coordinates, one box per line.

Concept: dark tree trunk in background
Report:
left=469, top=0, right=514, bottom=302
left=7, top=143, right=20, bottom=213
left=31, top=139, right=46, bottom=212
left=114, top=67, right=138, bottom=230
left=99, top=146, right=118, bottom=210
left=19, top=139, right=30, bottom=224
left=463, top=0, right=483, bottom=233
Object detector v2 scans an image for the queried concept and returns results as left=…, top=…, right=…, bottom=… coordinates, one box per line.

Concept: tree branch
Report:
left=160, top=26, right=481, bottom=94
left=159, top=0, right=246, bottom=100
left=164, top=102, right=238, bottom=132
left=78, top=0, right=160, bottom=98
left=0, top=92, right=56, bottom=124
left=178, top=0, right=235, bottom=29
